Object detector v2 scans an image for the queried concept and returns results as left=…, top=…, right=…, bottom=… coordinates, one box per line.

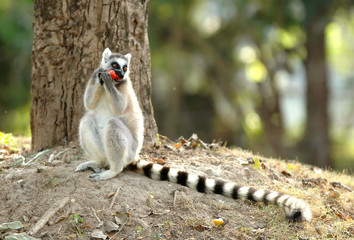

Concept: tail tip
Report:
left=288, top=204, right=312, bottom=222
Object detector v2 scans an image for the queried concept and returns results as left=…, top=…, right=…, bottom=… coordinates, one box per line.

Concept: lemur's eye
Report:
left=123, top=65, right=127, bottom=71
left=112, top=62, right=119, bottom=68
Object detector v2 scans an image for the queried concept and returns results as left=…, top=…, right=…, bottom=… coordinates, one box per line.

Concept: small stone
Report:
left=132, top=218, right=148, bottom=229
left=17, top=179, right=24, bottom=186
left=22, top=216, right=29, bottom=222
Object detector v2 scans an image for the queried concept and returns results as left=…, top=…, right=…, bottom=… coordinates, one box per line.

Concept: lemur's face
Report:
left=101, top=48, right=131, bottom=85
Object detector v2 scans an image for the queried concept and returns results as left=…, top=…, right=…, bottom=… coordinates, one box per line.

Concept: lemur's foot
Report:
left=89, top=170, right=119, bottom=182
left=75, top=160, right=102, bottom=173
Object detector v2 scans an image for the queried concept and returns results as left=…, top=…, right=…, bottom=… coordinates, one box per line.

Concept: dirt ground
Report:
left=0, top=136, right=353, bottom=239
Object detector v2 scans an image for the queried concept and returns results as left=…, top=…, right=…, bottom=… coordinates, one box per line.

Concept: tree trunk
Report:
left=30, top=0, right=157, bottom=151
left=301, top=1, right=331, bottom=168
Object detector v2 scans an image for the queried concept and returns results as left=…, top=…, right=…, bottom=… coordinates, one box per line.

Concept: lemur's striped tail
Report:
left=128, top=160, right=312, bottom=222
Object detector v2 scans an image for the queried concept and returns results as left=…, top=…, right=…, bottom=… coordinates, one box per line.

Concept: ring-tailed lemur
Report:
left=76, top=48, right=144, bottom=181
left=76, top=48, right=312, bottom=222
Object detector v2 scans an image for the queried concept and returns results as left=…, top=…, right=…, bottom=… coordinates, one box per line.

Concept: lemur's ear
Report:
left=125, top=53, right=132, bottom=63
left=101, top=48, right=112, bottom=65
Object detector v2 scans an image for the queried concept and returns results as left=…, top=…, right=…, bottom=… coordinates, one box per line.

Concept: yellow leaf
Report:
left=253, top=157, right=260, bottom=170
left=212, top=218, right=224, bottom=226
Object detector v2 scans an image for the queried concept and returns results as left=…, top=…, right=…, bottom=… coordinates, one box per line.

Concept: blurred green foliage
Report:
left=149, top=0, right=354, bottom=171
left=0, top=0, right=353, bottom=171
left=0, top=131, right=18, bottom=152
left=0, top=0, right=33, bottom=136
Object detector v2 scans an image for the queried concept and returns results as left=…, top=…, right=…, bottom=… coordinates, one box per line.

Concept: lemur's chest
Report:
left=94, top=94, right=131, bottom=130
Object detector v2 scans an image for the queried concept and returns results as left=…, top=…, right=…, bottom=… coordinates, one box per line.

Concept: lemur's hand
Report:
left=98, top=71, right=112, bottom=85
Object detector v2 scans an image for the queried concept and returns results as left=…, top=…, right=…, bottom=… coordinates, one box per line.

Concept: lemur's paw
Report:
left=89, top=170, right=119, bottom=181
left=89, top=173, right=102, bottom=182
left=98, top=72, right=112, bottom=84
left=75, top=161, right=101, bottom=173
left=75, top=162, right=89, bottom=172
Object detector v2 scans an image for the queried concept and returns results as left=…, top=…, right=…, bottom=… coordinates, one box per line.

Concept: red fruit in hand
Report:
left=106, top=70, right=119, bottom=79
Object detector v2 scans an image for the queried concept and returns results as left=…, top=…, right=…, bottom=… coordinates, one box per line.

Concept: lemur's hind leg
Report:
left=76, top=114, right=105, bottom=173
left=89, top=117, right=135, bottom=181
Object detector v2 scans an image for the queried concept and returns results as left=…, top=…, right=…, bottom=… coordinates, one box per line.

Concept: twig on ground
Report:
left=158, top=134, right=175, bottom=144
left=47, top=152, right=57, bottom=162
left=109, top=186, right=122, bottom=210
left=90, top=207, right=103, bottom=228
left=23, top=149, right=51, bottom=165
left=48, top=147, right=73, bottom=162
left=198, top=139, right=210, bottom=150
left=331, top=182, right=352, bottom=192
left=29, top=197, right=70, bottom=236
left=173, top=190, right=179, bottom=208
left=109, top=218, right=129, bottom=240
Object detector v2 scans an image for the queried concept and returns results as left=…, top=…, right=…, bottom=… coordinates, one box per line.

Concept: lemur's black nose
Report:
left=114, top=70, right=124, bottom=79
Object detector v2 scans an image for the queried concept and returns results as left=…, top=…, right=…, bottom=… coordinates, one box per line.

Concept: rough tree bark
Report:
left=301, top=1, right=332, bottom=168
left=30, top=0, right=157, bottom=151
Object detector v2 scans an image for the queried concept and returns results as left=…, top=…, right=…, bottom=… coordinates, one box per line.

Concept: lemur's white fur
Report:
left=76, top=48, right=143, bottom=181
left=76, top=48, right=312, bottom=222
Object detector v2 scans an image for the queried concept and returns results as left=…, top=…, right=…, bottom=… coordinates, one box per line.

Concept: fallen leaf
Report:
left=90, top=229, right=107, bottom=239
left=253, top=157, right=260, bottom=170
left=114, top=212, right=129, bottom=225
left=261, top=162, right=267, bottom=169
left=69, top=233, right=77, bottom=238
left=107, top=192, right=115, bottom=198
left=165, top=230, right=171, bottom=238
left=286, top=163, right=292, bottom=170
left=152, top=158, right=166, bottom=165
left=0, top=221, right=23, bottom=232
left=2, top=233, right=40, bottom=240
left=281, top=170, right=292, bottom=177
left=194, top=225, right=210, bottom=232
left=212, top=217, right=229, bottom=227
left=212, top=218, right=224, bottom=226
left=103, top=220, right=119, bottom=232
left=328, top=187, right=340, bottom=198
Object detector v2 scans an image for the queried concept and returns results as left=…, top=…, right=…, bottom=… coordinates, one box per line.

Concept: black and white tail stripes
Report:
left=128, top=160, right=312, bottom=222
